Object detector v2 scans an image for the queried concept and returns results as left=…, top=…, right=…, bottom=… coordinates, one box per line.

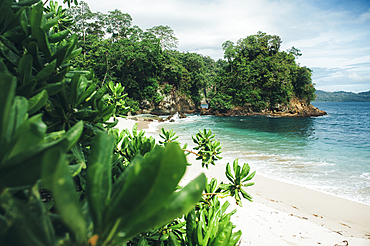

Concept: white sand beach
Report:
left=116, top=117, right=370, bottom=246
left=181, top=158, right=370, bottom=246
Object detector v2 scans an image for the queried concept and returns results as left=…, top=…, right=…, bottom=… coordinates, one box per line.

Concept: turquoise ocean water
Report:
left=149, top=102, right=370, bottom=205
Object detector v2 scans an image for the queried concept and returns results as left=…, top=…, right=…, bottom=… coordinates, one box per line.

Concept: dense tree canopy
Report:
left=67, top=3, right=316, bottom=114
left=210, top=32, right=316, bottom=111
left=67, top=2, right=212, bottom=111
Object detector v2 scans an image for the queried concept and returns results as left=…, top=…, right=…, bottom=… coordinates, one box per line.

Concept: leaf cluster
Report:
left=192, top=129, right=222, bottom=168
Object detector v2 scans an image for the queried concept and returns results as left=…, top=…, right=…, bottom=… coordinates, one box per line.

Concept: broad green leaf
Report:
left=99, top=104, right=116, bottom=121
left=86, top=133, right=114, bottom=234
left=0, top=73, right=16, bottom=147
left=0, top=138, right=67, bottom=188
left=48, top=29, right=70, bottom=43
left=17, top=78, right=37, bottom=97
left=42, top=16, right=59, bottom=31
left=6, top=114, right=46, bottom=159
left=3, top=26, right=26, bottom=42
left=18, top=54, right=33, bottom=85
left=30, top=1, right=43, bottom=34
left=240, top=189, right=253, bottom=202
left=68, top=163, right=85, bottom=177
left=51, top=42, right=68, bottom=67
left=115, top=173, right=206, bottom=243
left=33, top=27, right=51, bottom=61
left=27, top=89, right=48, bottom=115
left=9, top=96, right=28, bottom=139
left=0, top=37, right=20, bottom=66
left=77, top=75, right=88, bottom=98
left=76, top=82, right=96, bottom=106
left=107, top=143, right=187, bottom=225
left=63, top=120, right=83, bottom=150
left=65, top=45, right=82, bottom=59
left=20, top=9, right=28, bottom=36
left=210, top=222, right=233, bottom=246
left=240, top=163, right=250, bottom=180
left=91, top=86, right=106, bottom=105
left=64, top=34, right=78, bottom=60
left=70, top=73, right=81, bottom=108
left=225, top=163, right=234, bottom=183
left=35, top=59, right=56, bottom=81
left=27, top=41, right=43, bottom=70
left=228, top=230, right=242, bottom=246
left=35, top=81, right=64, bottom=96
left=233, top=159, right=240, bottom=181
left=243, top=170, right=256, bottom=182
left=41, top=148, right=87, bottom=243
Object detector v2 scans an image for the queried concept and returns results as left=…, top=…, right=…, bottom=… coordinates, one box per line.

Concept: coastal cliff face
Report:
left=201, top=97, right=327, bottom=117
left=136, top=90, right=200, bottom=115
left=136, top=90, right=326, bottom=117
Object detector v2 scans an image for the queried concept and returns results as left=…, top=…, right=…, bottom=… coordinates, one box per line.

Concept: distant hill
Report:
left=314, top=90, right=370, bottom=102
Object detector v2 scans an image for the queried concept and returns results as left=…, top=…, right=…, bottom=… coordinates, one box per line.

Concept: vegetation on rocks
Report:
left=208, top=32, right=316, bottom=113
left=64, top=2, right=319, bottom=116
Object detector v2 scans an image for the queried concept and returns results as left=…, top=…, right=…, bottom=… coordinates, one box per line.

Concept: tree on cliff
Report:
left=210, top=32, right=316, bottom=111
left=147, top=25, right=179, bottom=50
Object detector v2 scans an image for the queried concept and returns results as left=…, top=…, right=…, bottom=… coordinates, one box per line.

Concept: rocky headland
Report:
left=136, top=92, right=326, bottom=117
left=201, top=98, right=327, bottom=117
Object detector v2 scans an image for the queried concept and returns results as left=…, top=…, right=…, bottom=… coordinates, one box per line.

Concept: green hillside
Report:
left=315, top=90, right=370, bottom=102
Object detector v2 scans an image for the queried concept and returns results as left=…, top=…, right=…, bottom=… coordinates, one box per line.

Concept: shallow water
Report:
left=147, top=102, right=370, bottom=205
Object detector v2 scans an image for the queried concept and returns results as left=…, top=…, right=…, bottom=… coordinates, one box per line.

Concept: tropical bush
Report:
left=0, top=0, right=255, bottom=245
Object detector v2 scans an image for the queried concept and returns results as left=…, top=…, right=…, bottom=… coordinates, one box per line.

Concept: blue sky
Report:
left=86, top=0, right=370, bottom=92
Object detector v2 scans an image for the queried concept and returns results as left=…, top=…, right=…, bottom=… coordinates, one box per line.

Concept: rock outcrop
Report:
left=201, top=97, right=326, bottom=117
left=136, top=89, right=200, bottom=115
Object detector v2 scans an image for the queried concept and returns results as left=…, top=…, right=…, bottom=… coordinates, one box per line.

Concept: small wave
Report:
left=360, top=172, right=370, bottom=180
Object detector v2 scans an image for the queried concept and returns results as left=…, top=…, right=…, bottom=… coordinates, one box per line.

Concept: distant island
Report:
left=315, top=90, right=370, bottom=102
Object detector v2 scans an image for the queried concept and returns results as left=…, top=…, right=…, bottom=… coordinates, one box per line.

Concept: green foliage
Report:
left=186, top=198, right=241, bottom=246
left=159, top=128, right=179, bottom=146
left=65, top=2, right=210, bottom=110
left=210, top=31, right=316, bottom=111
left=209, top=93, right=233, bottom=112
left=105, top=81, right=130, bottom=116
left=113, top=123, right=156, bottom=166
left=220, top=160, right=256, bottom=206
left=163, top=83, right=173, bottom=94
left=147, top=25, right=179, bottom=50
left=86, top=138, right=206, bottom=245
left=0, top=75, right=83, bottom=189
left=192, top=129, right=222, bottom=168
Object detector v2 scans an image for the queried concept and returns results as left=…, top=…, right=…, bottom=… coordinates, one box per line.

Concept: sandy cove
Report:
left=115, top=118, right=370, bottom=246
left=181, top=157, right=370, bottom=246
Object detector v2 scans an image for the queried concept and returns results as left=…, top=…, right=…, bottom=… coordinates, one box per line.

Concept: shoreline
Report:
left=181, top=154, right=370, bottom=245
left=116, top=118, right=370, bottom=245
